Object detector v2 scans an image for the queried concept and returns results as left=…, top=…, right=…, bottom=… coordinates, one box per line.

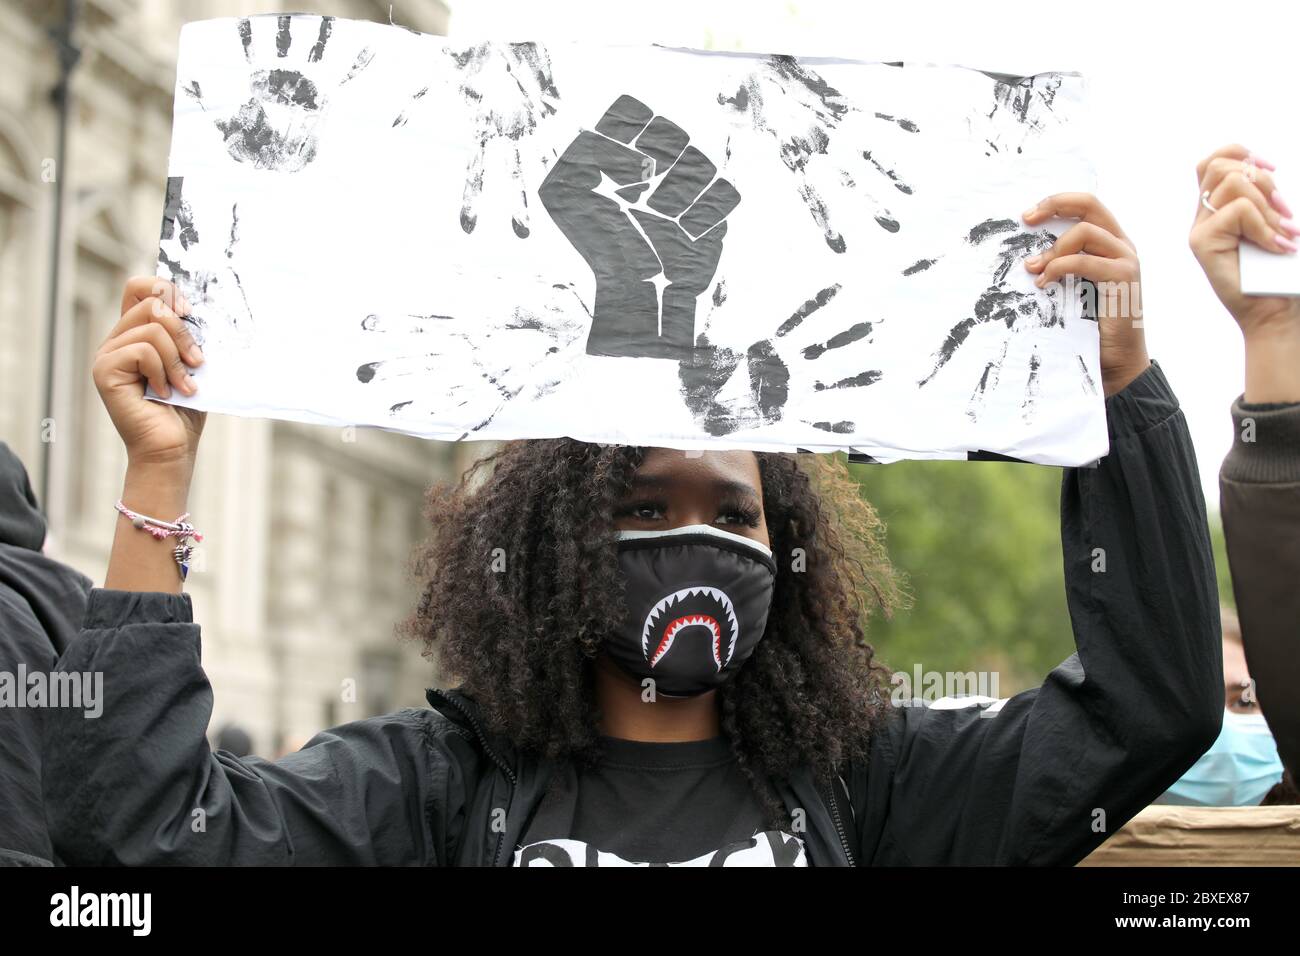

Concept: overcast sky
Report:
left=445, top=0, right=1300, bottom=501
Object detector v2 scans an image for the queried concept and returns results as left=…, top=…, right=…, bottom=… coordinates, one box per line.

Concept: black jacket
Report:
left=0, top=442, right=93, bottom=866
left=40, top=363, right=1223, bottom=865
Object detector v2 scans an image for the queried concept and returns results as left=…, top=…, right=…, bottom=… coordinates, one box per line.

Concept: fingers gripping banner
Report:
left=154, top=14, right=1106, bottom=465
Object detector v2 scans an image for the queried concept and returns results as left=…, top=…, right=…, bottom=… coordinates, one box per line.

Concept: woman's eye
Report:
left=716, top=504, right=761, bottom=527
left=622, top=502, right=664, bottom=520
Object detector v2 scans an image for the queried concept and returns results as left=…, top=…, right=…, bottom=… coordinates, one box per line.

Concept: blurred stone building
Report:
left=0, top=0, right=484, bottom=756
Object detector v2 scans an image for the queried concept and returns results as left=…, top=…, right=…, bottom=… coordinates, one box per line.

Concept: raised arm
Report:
left=851, top=195, right=1222, bottom=865
left=41, top=277, right=462, bottom=864
left=1188, top=143, right=1300, bottom=787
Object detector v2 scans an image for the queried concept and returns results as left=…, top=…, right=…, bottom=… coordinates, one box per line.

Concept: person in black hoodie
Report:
left=43, top=190, right=1224, bottom=866
left=0, top=442, right=92, bottom=866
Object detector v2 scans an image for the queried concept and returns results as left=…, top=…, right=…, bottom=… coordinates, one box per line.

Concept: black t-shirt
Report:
left=513, top=735, right=807, bottom=866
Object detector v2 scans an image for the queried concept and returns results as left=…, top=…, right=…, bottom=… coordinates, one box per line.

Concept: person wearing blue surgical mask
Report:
left=1156, top=609, right=1285, bottom=807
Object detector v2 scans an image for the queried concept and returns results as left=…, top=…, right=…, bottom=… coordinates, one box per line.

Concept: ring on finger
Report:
left=1201, top=190, right=1218, bottom=214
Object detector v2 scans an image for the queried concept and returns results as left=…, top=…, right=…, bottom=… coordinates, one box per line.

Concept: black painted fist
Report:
left=540, top=95, right=741, bottom=360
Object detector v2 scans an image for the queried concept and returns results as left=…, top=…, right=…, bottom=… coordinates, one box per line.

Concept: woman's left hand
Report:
left=1022, top=193, right=1150, bottom=397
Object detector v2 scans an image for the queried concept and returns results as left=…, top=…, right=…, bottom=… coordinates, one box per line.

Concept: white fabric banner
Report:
left=153, top=13, right=1106, bottom=464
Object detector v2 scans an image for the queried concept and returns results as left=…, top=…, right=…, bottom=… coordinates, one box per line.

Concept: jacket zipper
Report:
left=824, top=778, right=856, bottom=867
left=430, top=692, right=517, bottom=866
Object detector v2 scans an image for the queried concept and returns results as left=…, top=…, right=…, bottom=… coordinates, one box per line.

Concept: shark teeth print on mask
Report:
left=641, top=586, right=740, bottom=671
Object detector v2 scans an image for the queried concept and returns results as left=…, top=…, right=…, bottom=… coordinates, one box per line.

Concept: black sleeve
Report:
left=0, top=547, right=90, bottom=866
left=850, top=362, right=1223, bottom=865
left=41, top=588, right=474, bottom=865
left=1219, top=398, right=1300, bottom=780
left=0, top=590, right=60, bottom=865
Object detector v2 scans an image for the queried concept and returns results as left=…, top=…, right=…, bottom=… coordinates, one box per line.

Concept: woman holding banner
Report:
left=41, top=153, right=1291, bottom=865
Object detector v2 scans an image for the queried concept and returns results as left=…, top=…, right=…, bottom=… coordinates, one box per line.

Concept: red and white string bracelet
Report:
left=114, top=500, right=204, bottom=581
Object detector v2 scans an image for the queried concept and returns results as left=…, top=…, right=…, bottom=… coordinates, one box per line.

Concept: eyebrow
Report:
left=624, top=474, right=761, bottom=499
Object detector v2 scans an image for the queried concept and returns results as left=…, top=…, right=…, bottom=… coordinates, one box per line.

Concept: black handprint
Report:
left=183, top=15, right=376, bottom=173
left=911, top=217, right=1100, bottom=425
left=978, top=72, right=1064, bottom=156
left=442, top=42, right=561, bottom=238
left=350, top=284, right=591, bottom=438
left=678, top=284, right=883, bottom=437
left=156, top=176, right=254, bottom=345
left=718, top=55, right=920, bottom=253
left=539, top=95, right=741, bottom=360
left=916, top=218, right=1058, bottom=392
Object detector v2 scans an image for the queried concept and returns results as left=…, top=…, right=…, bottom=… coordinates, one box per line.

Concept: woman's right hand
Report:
left=93, top=276, right=207, bottom=470
left=1188, top=144, right=1299, bottom=336
left=1188, top=145, right=1300, bottom=403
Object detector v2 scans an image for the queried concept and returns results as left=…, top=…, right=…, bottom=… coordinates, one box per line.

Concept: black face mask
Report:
left=607, top=525, right=777, bottom=698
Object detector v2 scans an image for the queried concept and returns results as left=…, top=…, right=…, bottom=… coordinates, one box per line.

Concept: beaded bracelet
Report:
left=114, top=500, right=205, bottom=581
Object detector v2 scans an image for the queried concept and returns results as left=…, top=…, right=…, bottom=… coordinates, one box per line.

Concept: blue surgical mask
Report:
left=1155, top=710, right=1284, bottom=807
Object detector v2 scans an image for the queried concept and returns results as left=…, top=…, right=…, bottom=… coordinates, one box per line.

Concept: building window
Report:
left=360, top=648, right=400, bottom=717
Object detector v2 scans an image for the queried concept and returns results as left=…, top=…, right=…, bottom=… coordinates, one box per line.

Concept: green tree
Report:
left=1208, top=509, right=1235, bottom=611
left=852, top=458, right=1234, bottom=696
left=850, top=458, right=1074, bottom=695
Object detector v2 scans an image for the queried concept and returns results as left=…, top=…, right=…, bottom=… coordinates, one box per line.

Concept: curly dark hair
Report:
left=402, top=440, right=904, bottom=822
